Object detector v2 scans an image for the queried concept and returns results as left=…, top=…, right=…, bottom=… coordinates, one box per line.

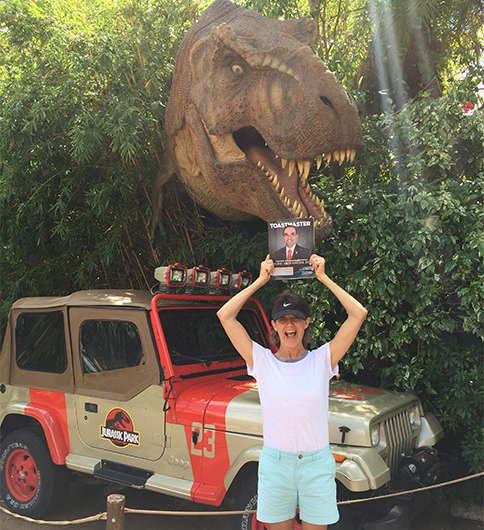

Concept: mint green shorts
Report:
left=257, top=445, right=339, bottom=525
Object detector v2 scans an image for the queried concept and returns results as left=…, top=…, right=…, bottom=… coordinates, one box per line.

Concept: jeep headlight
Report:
left=408, top=403, right=420, bottom=427
left=371, top=424, right=380, bottom=447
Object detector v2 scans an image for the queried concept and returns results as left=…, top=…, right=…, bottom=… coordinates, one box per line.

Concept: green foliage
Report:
left=0, top=0, right=198, bottom=318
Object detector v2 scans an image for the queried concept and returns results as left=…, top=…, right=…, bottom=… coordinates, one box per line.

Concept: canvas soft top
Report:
left=11, top=290, right=154, bottom=311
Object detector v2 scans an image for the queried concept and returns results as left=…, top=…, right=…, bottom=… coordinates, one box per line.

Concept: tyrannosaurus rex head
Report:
left=164, top=0, right=362, bottom=242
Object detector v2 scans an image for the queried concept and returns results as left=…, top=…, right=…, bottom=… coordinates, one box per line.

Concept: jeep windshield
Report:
left=157, top=307, right=268, bottom=366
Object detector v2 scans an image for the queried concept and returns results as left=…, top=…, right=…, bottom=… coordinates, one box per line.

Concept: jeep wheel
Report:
left=0, top=427, right=70, bottom=518
left=232, top=473, right=302, bottom=530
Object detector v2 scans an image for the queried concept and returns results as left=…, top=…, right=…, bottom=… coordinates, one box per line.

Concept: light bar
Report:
left=154, top=263, right=187, bottom=292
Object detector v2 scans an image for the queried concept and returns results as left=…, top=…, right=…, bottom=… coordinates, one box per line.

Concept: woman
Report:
left=217, top=254, right=367, bottom=530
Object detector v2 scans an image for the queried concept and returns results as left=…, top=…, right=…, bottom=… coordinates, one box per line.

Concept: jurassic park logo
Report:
left=100, top=408, right=140, bottom=447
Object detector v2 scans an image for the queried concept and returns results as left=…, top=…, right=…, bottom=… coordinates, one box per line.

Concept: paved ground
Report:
left=1, top=478, right=482, bottom=530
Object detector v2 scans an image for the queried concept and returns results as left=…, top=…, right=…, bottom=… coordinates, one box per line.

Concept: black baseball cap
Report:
left=272, top=300, right=309, bottom=321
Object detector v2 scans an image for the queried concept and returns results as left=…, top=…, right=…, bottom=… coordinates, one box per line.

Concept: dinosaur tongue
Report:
left=245, top=145, right=298, bottom=193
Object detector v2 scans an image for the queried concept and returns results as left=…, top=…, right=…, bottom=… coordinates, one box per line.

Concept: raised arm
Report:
left=217, top=256, right=274, bottom=368
left=309, top=255, right=368, bottom=368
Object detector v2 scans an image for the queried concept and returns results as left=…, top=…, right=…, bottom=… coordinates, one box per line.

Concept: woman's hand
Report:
left=259, top=255, right=275, bottom=283
left=310, top=254, right=326, bottom=280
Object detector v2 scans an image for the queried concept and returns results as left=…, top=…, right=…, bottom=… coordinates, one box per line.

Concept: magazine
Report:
left=268, top=218, right=315, bottom=279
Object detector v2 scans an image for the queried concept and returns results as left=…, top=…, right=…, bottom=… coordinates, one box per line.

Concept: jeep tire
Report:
left=0, top=427, right=70, bottom=518
left=232, top=473, right=266, bottom=530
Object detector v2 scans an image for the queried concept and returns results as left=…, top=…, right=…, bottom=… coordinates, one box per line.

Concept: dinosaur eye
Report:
left=231, top=64, right=244, bottom=75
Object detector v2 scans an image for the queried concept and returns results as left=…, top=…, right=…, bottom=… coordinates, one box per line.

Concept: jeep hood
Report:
left=176, top=376, right=420, bottom=449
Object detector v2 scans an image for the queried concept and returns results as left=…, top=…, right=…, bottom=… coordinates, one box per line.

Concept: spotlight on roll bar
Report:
left=185, top=265, right=211, bottom=294
left=209, top=268, right=233, bottom=295
left=154, top=264, right=187, bottom=293
left=230, top=271, right=253, bottom=294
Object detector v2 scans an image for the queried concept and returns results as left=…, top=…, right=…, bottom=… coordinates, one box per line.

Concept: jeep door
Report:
left=69, top=307, right=165, bottom=461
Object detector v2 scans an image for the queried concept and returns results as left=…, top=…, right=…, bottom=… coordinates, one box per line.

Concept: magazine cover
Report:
left=268, top=218, right=315, bottom=279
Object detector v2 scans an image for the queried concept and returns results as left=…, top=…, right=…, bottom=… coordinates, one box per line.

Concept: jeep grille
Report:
left=383, top=410, right=413, bottom=475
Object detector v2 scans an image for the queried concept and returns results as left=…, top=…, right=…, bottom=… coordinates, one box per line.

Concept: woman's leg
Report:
left=269, top=519, right=296, bottom=530
left=269, top=521, right=327, bottom=530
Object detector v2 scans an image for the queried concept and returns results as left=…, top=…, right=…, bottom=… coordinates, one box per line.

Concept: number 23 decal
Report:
left=191, top=422, right=216, bottom=458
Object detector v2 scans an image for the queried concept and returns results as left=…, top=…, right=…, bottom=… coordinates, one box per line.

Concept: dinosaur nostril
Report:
left=320, top=96, right=335, bottom=111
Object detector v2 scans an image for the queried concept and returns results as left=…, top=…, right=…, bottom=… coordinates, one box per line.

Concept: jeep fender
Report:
left=331, top=446, right=391, bottom=491
left=23, top=402, right=70, bottom=465
left=223, top=443, right=263, bottom=493
left=418, top=413, right=444, bottom=447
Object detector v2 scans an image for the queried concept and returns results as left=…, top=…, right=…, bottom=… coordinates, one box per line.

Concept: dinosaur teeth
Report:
left=302, top=159, right=311, bottom=180
left=273, top=149, right=355, bottom=179
left=273, top=175, right=281, bottom=193
left=338, top=149, right=345, bottom=166
left=295, top=159, right=311, bottom=181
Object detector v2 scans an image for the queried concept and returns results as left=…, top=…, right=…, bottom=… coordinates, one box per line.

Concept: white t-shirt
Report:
left=248, top=341, right=338, bottom=453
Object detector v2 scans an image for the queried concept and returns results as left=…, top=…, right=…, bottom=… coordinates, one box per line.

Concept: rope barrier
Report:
left=0, top=509, right=107, bottom=525
left=1, top=471, right=483, bottom=525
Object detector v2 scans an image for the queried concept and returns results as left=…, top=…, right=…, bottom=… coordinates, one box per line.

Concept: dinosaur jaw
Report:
left=243, top=142, right=331, bottom=228
left=220, top=125, right=355, bottom=228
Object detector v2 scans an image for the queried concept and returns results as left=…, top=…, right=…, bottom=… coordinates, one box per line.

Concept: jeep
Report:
left=0, top=264, right=445, bottom=529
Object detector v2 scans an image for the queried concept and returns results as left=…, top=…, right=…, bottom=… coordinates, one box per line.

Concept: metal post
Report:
left=106, top=494, right=125, bottom=530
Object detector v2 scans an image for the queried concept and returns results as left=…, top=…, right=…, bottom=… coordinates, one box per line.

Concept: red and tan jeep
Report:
left=0, top=265, right=445, bottom=529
